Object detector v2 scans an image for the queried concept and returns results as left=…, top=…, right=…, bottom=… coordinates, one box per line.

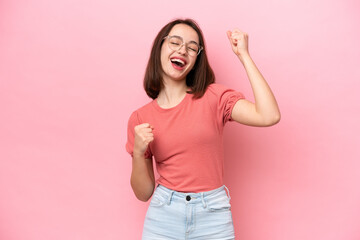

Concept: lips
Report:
left=170, top=57, right=187, bottom=70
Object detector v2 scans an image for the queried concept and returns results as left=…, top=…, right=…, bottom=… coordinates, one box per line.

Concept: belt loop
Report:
left=224, top=185, right=231, bottom=201
left=201, top=192, right=207, bottom=208
left=167, top=191, right=174, bottom=205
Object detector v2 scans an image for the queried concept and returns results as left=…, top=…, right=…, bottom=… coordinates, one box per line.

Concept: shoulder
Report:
left=128, top=100, right=155, bottom=123
left=206, top=83, right=227, bottom=92
left=203, top=83, right=245, bottom=108
left=135, top=100, right=154, bottom=113
left=201, top=83, right=230, bottom=111
left=204, top=83, right=235, bottom=98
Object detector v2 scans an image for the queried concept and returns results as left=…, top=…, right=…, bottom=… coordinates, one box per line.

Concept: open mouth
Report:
left=170, top=57, right=187, bottom=69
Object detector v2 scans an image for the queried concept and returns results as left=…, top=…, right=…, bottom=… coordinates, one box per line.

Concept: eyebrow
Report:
left=172, top=35, right=199, bottom=45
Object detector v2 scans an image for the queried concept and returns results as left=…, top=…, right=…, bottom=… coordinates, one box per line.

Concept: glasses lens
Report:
left=168, top=36, right=183, bottom=51
left=167, top=36, right=201, bottom=56
left=187, top=42, right=199, bottom=56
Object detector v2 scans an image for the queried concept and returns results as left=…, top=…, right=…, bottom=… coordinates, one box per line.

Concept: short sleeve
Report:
left=125, top=111, right=153, bottom=159
left=206, top=83, right=245, bottom=125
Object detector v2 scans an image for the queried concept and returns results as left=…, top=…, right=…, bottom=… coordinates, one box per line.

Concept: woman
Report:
left=126, top=18, right=280, bottom=240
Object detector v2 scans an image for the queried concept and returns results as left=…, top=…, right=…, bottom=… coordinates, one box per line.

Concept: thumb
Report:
left=226, top=30, right=236, bottom=48
left=226, top=30, right=232, bottom=39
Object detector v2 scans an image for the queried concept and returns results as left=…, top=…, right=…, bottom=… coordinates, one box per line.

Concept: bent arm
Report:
left=227, top=29, right=280, bottom=127
left=231, top=53, right=281, bottom=127
left=130, top=153, right=155, bottom=202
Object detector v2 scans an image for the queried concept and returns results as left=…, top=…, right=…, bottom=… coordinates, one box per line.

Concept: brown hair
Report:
left=143, top=18, right=215, bottom=99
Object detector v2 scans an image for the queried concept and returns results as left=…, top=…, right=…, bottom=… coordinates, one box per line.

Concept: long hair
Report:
left=143, top=18, right=215, bottom=99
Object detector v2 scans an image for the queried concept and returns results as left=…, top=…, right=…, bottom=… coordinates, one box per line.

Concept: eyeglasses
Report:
left=164, top=35, right=203, bottom=56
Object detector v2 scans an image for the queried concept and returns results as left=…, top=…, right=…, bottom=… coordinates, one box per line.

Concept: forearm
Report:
left=240, top=53, right=281, bottom=123
left=130, top=154, right=155, bottom=202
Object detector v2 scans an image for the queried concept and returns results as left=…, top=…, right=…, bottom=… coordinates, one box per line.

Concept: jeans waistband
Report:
left=155, top=184, right=231, bottom=208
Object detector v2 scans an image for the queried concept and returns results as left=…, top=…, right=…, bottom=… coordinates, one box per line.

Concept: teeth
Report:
left=171, top=58, right=185, bottom=66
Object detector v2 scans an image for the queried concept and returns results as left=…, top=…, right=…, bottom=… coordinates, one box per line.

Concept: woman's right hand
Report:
left=133, top=123, right=154, bottom=157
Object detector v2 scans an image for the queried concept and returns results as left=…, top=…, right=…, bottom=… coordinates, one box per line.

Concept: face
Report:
left=160, top=24, right=200, bottom=83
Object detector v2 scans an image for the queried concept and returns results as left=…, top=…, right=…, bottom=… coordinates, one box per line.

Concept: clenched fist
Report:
left=227, top=29, right=249, bottom=60
left=133, top=123, right=154, bottom=157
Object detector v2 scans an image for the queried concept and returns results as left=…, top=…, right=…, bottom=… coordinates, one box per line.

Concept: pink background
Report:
left=1, top=0, right=360, bottom=239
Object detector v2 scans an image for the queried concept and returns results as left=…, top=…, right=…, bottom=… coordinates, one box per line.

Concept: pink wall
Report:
left=1, top=0, right=359, bottom=239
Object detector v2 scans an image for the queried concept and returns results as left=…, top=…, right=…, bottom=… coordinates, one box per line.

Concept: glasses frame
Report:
left=163, top=35, right=203, bottom=56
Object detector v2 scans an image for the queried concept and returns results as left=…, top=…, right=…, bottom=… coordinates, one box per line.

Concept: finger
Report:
left=231, top=29, right=244, bottom=35
left=141, top=127, right=153, bottom=133
left=227, top=30, right=237, bottom=43
left=226, top=30, right=232, bottom=39
left=142, top=134, right=154, bottom=141
left=135, top=123, right=154, bottom=132
left=232, top=31, right=248, bottom=40
left=143, top=132, right=154, bottom=138
left=144, top=124, right=154, bottom=131
left=145, top=137, right=154, bottom=144
left=231, top=32, right=243, bottom=40
left=138, top=135, right=153, bottom=145
left=227, top=31, right=238, bottom=47
left=137, top=123, right=151, bottom=128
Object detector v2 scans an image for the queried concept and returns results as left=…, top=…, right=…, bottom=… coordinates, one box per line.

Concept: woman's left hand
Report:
left=227, top=29, right=249, bottom=60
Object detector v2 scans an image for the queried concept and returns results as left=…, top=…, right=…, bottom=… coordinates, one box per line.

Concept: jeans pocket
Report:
left=149, top=191, right=167, bottom=207
left=207, top=195, right=231, bottom=212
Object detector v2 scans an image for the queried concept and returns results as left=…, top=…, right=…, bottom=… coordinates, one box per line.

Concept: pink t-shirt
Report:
left=126, top=83, right=245, bottom=193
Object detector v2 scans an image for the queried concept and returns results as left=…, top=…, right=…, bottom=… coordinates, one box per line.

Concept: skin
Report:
left=130, top=24, right=281, bottom=202
left=157, top=24, right=199, bottom=108
left=227, top=29, right=281, bottom=126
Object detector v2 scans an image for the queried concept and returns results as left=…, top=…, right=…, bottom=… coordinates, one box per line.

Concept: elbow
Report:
left=136, top=193, right=152, bottom=202
left=263, top=112, right=281, bottom=127
left=130, top=179, right=154, bottom=202
left=132, top=187, right=154, bottom=202
left=273, top=112, right=281, bottom=125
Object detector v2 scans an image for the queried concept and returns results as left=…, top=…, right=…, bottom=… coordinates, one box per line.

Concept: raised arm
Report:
left=227, top=29, right=281, bottom=127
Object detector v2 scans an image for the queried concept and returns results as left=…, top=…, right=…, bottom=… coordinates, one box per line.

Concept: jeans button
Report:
left=186, top=195, right=191, bottom=201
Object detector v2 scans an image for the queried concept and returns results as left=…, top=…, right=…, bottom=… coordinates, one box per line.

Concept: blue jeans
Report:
left=142, top=184, right=235, bottom=240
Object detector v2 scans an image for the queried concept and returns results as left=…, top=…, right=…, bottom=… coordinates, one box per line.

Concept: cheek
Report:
left=160, top=46, right=171, bottom=69
left=160, top=55, right=166, bottom=70
left=160, top=54, right=167, bottom=71
left=189, top=58, right=197, bottom=70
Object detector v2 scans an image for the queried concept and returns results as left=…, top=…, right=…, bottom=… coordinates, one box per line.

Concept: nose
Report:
left=177, top=43, right=187, bottom=55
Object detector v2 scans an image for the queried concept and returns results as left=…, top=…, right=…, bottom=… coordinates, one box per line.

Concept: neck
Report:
left=157, top=78, right=188, bottom=108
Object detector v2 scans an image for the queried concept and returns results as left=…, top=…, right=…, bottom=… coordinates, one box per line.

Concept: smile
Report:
left=170, top=57, right=187, bottom=70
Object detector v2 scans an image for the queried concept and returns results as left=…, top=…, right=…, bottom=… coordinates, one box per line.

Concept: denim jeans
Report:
left=142, top=184, right=235, bottom=240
